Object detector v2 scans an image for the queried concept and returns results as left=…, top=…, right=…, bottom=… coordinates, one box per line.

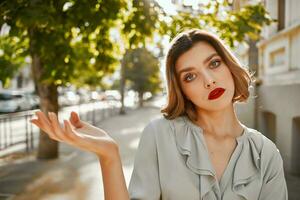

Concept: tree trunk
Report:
left=29, top=29, right=59, bottom=159
left=119, top=57, right=126, bottom=115
left=17, top=72, right=23, bottom=88
left=248, top=38, right=259, bottom=130
left=138, top=91, right=144, bottom=107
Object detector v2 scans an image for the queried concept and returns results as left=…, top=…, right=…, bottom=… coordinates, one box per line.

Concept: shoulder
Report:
left=137, top=116, right=174, bottom=153
left=246, top=127, right=278, bottom=152
left=145, top=115, right=173, bottom=133
left=140, top=115, right=173, bottom=139
left=246, top=127, right=283, bottom=169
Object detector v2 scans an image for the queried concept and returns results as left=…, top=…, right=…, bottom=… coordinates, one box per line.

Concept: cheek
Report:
left=221, top=66, right=235, bottom=88
left=223, top=71, right=236, bottom=100
left=181, top=82, right=206, bottom=101
left=180, top=85, right=193, bottom=100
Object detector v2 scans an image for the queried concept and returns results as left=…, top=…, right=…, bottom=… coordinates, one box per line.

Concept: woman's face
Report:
left=175, top=41, right=235, bottom=112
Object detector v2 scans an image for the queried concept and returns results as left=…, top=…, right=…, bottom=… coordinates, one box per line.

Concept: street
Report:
left=0, top=105, right=161, bottom=200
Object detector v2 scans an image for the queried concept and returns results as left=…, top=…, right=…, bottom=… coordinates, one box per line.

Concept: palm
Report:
left=75, top=120, right=107, bottom=137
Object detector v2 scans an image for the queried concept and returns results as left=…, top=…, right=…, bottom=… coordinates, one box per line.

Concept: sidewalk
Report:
left=0, top=106, right=162, bottom=200
left=1, top=104, right=299, bottom=199
left=286, top=172, right=300, bottom=200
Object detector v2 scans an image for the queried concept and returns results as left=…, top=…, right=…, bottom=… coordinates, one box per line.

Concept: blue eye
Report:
left=183, top=73, right=196, bottom=82
left=210, top=59, right=221, bottom=68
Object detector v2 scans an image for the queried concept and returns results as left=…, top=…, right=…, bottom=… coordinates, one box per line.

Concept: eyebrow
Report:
left=177, top=52, right=219, bottom=77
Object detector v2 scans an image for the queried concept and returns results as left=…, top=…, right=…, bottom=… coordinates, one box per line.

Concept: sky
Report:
left=155, top=0, right=210, bottom=15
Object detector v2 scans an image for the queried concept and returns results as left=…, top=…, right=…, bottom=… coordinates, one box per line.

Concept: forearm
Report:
left=98, top=151, right=130, bottom=200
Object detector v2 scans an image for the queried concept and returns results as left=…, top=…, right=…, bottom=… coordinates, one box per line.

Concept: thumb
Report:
left=70, top=111, right=83, bottom=128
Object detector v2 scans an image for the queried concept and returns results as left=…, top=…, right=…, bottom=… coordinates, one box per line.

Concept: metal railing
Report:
left=0, top=110, right=36, bottom=155
left=0, top=101, right=121, bottom=157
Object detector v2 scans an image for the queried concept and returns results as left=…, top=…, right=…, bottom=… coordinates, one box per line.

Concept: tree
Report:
left=0, top=0, right=125, bottom=159
left=159, top=1, right=274, bottom=47
left=118, top=0, right=163, bottom=114
left=0, top=34, right=27, bottom=87
left=123, top=48, right=161, bottom=107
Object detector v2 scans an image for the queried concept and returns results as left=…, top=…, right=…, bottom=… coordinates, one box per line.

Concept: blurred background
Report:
left=0, top=0, right=299, bottom=199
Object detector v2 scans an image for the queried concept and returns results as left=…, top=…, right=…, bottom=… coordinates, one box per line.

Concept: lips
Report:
left=208, top=88, right=225, bottom=100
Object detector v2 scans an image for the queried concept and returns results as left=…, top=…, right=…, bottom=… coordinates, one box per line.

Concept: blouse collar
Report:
left=170, top=115, right=262, bottom=199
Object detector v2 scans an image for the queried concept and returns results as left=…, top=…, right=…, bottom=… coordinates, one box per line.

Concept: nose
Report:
left=203, top=72, right=216, bottom=89
left=205, top=80, right=216, bottom=88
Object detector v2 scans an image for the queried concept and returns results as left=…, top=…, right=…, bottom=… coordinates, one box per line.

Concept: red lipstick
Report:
left=208, top=88, right=225, bottom=100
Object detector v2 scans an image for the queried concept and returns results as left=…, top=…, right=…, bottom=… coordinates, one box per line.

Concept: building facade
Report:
left=256, top=0, right=300, bottom=174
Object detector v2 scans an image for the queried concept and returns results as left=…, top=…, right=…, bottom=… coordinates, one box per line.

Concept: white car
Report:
left=104, top=90, right=121, bottom=101
left=0, top=90, right=33, bottom=113
left=58, top=90, right=80, bottom=107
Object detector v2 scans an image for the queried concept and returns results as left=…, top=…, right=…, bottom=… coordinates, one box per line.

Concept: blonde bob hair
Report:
left=160, top=29, right=255, bottom=122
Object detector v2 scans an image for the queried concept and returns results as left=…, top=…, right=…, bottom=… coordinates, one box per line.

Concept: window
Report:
left=270, top=47, right=285, bottom=67
left=278, top=0, right=285, bottom=31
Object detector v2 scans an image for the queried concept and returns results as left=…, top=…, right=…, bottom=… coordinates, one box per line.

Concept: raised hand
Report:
left=31, top=111, right=130, bottom=199
left=30, top=111, right=119, bottom=162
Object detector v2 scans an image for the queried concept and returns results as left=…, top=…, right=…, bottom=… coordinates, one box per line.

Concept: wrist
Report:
left=97, top=148, right=121, bottom=166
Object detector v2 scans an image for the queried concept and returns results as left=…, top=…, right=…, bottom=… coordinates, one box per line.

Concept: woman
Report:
left=30, top=29, right=288, bottom=200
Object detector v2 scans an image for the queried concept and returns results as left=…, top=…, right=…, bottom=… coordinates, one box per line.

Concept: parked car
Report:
left=77, top=89, right=92, bottom=104
left=58, top=90, right=80, bottom=107
left=0, top=90, right=34, bottom=113
left=101, top=90, right=121, bottom=101
left=25, top=92, right=40, bottom=109
left=90, top=90, right=100, bottom=102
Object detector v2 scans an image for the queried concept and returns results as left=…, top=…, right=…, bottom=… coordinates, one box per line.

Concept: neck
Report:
left=194, top=103, right=243, bottom=139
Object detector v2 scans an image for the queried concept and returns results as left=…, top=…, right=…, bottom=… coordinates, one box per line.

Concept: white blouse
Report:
left=128, top=115, right=288, bottom=200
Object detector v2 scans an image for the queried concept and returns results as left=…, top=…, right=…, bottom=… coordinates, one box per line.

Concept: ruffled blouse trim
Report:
left=169, top=115, right=263, bottom=199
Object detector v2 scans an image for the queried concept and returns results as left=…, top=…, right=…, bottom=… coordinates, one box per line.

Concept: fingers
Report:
left=30, top=118, right=39, bottom=124
left=64, top=120, right=81, bottom=141
left=30, top=118, right=42, bottom=128
left=70, top=111, right=83, bottom=128
left=30, top=111, right=61, bottom=141
left=36, top=111, right=51, bottom=125
left=48, top=112, right=69, bottom=142
left=31, top=111, right=84, bottom=144
left=32, top=111, right=54, bottom=135
left=35, top=111, right=52, bottom=133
